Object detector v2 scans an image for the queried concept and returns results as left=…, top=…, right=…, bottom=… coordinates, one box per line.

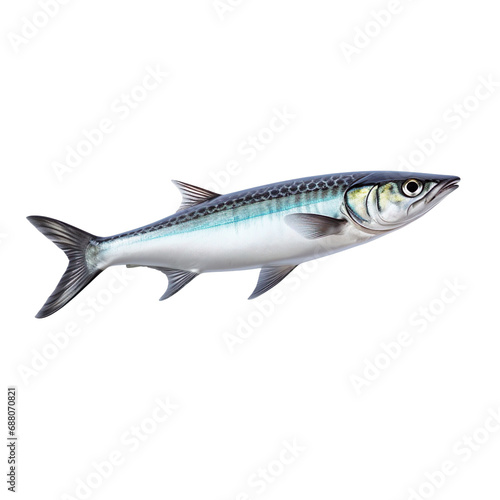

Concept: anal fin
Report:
left=147, top=266, right=199, bottom=300
left=248, top=265, right=297, bottom=300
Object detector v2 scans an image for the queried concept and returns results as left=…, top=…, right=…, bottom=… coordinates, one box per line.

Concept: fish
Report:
left=28, top=170, right=460, bottom=318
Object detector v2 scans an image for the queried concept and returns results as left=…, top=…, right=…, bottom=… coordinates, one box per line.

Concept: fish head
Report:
left=343, top=171, right=460, bottom=233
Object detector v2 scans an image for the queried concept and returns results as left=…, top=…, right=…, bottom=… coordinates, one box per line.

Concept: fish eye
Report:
left=402, top=179, right=423, bottom=197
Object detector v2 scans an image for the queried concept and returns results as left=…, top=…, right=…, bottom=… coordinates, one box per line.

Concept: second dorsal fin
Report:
left=172, top=180, right=220, bottom=212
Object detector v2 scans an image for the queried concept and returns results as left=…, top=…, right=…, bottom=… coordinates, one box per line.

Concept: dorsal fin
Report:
left=172, top=180, right=220, bottom=212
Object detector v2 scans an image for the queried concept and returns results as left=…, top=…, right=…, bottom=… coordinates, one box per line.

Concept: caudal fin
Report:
left=27, top=216, right=103, bottom=318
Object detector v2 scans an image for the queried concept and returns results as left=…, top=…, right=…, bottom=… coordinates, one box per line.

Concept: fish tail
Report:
left=27, top=216, right=104, bottom=318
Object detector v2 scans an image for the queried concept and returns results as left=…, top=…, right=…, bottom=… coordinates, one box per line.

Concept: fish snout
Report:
left=426, top=176, right=460, bottom=204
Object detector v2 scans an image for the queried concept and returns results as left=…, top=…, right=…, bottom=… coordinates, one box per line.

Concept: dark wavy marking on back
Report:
left=100, top=172, right=363, bottom=242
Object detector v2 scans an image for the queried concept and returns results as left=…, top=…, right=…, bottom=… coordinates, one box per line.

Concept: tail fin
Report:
left=27, top=216, right=103, bottom=318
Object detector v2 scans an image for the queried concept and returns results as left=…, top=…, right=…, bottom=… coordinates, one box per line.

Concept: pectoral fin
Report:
left=285, top=213, right=347, bottom=239
left=172, top=180, right=220, bottom=212
left=248, top=265, right=297, bottom=300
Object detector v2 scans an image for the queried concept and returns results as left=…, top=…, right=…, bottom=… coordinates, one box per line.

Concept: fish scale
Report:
left=28, top=170, right=459, bottom=318
left=103, top=172, right=359, bottom=242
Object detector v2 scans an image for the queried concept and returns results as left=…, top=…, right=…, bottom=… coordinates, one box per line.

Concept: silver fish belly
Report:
left=28, top=171, right=459, bottom=317
left=97, top=173, right=370, bottom=272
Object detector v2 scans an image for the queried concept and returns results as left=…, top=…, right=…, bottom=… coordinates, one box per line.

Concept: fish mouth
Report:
left=407, top=176, right=460, bottom=219
left=426, top=176, right=460, bottom=203
left=344, top=174, right=461, bottom=234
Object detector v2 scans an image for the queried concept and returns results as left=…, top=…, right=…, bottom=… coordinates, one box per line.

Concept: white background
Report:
left=1, top=1, right=500, bottom=499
